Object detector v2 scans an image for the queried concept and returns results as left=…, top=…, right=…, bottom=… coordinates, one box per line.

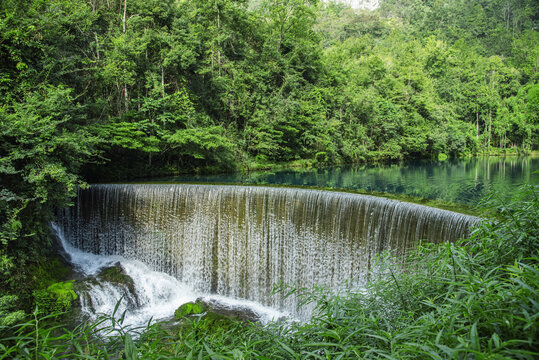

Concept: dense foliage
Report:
left=0, top=0, right=538, bottom=343
left=1, top=0, right=537, bottom=176
left=1, top=185, right=537, bottom=359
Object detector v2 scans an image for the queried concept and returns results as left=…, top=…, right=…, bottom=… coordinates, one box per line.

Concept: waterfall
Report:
left=53, top=223, right=284, bottom=329
left=56, top=184, right=479, bottom=315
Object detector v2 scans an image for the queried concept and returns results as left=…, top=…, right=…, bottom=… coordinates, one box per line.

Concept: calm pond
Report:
left=157, top=156, right=537, bottom=205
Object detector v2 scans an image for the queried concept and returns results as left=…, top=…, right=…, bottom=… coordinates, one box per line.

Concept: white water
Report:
left=53, top=223, right=285, bottom=329
left=56, top=184, right=479, bottom=318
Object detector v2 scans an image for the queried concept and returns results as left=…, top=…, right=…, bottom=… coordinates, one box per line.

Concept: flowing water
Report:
left=53, top=223, right=285, bottom=329
left=57, top=185, right=479, bottom=320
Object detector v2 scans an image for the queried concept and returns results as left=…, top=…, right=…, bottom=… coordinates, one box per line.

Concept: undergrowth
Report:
left=0, top=185, right=537, bottom=359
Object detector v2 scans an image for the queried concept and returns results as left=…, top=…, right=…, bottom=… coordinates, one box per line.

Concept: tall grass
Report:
left=1, top=185, right=537, bottom=359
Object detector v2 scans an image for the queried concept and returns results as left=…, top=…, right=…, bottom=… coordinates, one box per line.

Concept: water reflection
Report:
left=156, top=156, right=537, bottom=205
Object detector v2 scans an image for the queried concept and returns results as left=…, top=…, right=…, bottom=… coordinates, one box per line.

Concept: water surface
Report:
left=158, top=156, right=537, bottom=205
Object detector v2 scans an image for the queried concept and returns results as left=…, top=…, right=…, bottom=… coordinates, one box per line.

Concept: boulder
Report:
left=173, top=298, right=261, bottom=324
left=97, top=262, right=138, bottom=302
left=174, top=301, right=206, bottom=319
left=195, top=298, right=261, bottom=324
left=75, top=262, right=140, bottom=313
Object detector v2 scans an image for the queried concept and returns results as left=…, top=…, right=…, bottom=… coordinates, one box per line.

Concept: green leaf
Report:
left=124, top=333, right=137, bottom=360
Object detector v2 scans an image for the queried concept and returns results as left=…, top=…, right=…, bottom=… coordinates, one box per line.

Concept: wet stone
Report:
left=195, top=298, right=261, bottom=324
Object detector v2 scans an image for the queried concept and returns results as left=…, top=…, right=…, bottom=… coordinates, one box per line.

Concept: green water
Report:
left=157, top=156, right=537, bottom=205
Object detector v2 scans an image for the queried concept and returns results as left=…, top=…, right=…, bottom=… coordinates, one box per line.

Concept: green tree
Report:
left=0, top=85, right=97, bottom=305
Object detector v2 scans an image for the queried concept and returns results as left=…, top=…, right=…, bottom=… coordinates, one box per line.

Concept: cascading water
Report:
left=56, top=184, right=480, bottom=318
left=52, top=222, right=198, bottom=328
left=54, top=223, right=284, bottom=329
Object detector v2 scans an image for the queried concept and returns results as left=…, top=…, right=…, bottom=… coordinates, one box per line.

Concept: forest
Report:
left=0, top=0, right=538, bottom=357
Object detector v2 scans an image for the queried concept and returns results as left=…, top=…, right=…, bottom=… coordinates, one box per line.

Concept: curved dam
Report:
left=56, top=184, right=479, bottom=314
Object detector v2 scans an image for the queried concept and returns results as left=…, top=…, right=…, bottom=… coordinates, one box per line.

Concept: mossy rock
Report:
left=47, top=281, right=78, bottom=300
left=29, top=257, right=71, bottom=288
left=167, top=299, right=258, bottom=339
left=97, top=262, right=134, bottom=286
left=75, top=262, right=139, bottom=310
left=195, top=298, right=260, bottom=324
left=97, top=262, right=137, bottom=298
left=174, top=301, right=207, bottom=320
left=174, top=298, right=261, bottom=324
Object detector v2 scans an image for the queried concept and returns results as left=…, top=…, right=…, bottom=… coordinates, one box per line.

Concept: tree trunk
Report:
left=161, top=66, right=165, bottom=97
left=476, top=111, right=479, bottom=139
left=94, top=33, right=100, bottom=60
left=488, top=110, right=492, bottom=154
left=124, top=84, right=129, bottom=112
left=123, top=0, right=127, bottom=33
left=216, top=0, right=221, bottom=76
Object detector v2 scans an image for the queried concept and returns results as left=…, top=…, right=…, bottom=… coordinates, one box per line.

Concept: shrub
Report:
left=33, top=281, right=78, bottom=315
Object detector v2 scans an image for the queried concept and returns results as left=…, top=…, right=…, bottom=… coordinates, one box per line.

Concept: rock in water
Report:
left=173, top=298, right=261, bottom=324
left=97, top=262, right=137, bottom=297
left=174, top=301, right=206, bottom=319
left=77, top=262, right=140, bottom=314
left=195, top=298, right=261, bottom=324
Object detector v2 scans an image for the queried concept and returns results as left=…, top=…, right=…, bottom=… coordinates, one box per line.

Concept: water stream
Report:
left=57, top=185, right=479, bottom=322
left=54, top=222, right=284, bottom=329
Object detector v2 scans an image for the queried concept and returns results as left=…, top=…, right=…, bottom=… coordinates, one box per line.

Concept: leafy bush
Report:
left=0, top=295, right=24, bottom=327
left=33, top=281, right=78, bottom=315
